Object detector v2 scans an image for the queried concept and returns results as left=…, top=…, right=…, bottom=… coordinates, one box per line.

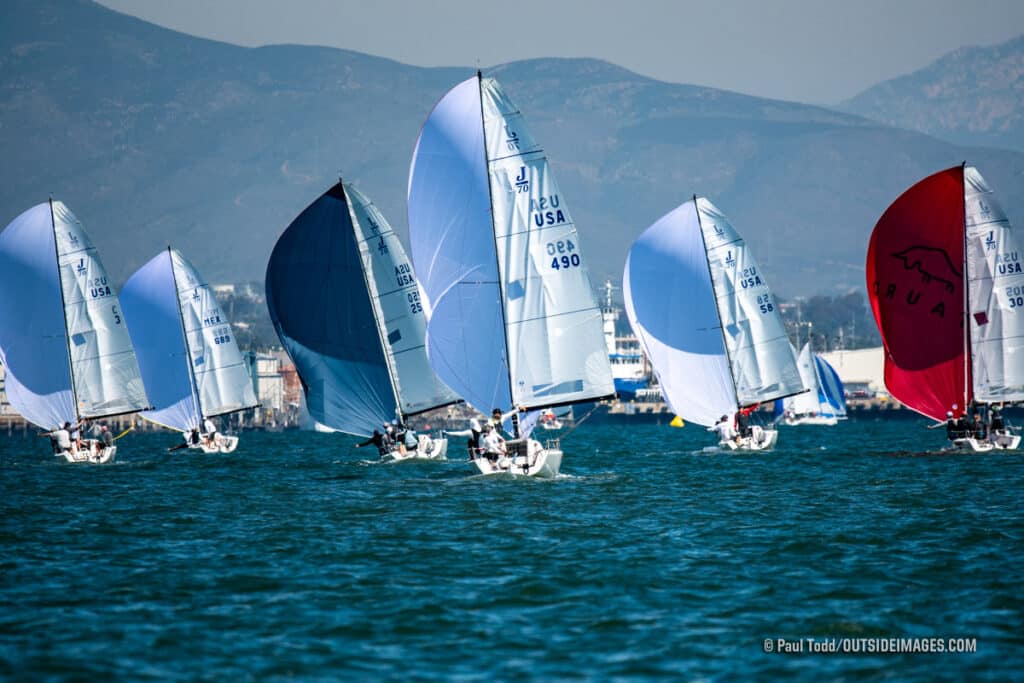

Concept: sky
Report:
left=95, top=0, right=1024, bottom=105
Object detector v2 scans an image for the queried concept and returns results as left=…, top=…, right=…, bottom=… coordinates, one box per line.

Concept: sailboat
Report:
left=120, top=247, right=259, bottom=453
left=867, top=163, right=1022, bottom=451
left=0, top=200, right=150, bottom=463
left=623, top=197, right=805, bottom=451
left=774, top=343, right=847, bottom=426
left=407, top=72, right=615, bottom=476
left=266, top=181, right=459, bottom=460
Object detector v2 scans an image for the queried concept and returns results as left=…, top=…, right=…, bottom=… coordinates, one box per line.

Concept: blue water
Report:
left=1, top=418, right=1022, bottom=680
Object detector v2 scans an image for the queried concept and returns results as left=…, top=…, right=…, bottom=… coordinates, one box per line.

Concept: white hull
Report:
left=783, top=415, right=838, bottom=427
left=719, top=427, right=778, bottom=451
left=190, top=434, right=239, bottom=453
left=472, top=438, right=562, bottom=477
left=382, top=436, right=448, bottom=462
left=951, top=432, right=1021, bottom=452
left=59, top=442, right=116, bottom=464
left=540, top=420, right=563, bottom=430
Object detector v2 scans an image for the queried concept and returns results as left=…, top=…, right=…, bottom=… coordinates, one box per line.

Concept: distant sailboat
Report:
left=867, top=163, right=1022, bottom=451
left=408, top=72, right=616, bottom=476
left=623, top=197, right=805, bottom=450
left=773, top=343, right=847, bottom=426
left=0, top=200, right=150, bottom=463
left=120, top=247, right=259, bottom=453
left=266, top=181, right=459, bottom=459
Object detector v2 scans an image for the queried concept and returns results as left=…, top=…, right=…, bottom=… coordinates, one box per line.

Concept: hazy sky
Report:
left=96, top=0, right=1024, bottom=104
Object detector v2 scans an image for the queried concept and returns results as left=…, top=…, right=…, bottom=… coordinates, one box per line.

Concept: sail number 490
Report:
left=547, top=240, right=580, bottom=270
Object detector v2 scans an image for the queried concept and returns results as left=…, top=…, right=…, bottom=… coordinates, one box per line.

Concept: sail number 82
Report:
left=547, top=240, right=580, bottom=270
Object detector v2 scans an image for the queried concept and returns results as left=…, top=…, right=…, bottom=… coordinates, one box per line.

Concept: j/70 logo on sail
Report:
left=514, top=167, right=530, bottom=194
left=505, top=124, right=520, bottom=152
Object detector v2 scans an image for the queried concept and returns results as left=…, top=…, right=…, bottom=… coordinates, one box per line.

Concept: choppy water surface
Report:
left=1, top=418, right=1022, bottom=680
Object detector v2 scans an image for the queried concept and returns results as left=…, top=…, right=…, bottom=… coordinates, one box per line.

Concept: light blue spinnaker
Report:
left=0, top=201, right=148, bottom=429
left=266, top=182, right=459, bottom=437
left=121, top=248, right=258, bottom=432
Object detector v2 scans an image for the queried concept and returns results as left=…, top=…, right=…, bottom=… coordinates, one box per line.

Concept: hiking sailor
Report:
left=445, top=417, right=483, bottom=459
left=355, top=429, right=392, bottom=457
left=708, top=415, right=736, bottom=444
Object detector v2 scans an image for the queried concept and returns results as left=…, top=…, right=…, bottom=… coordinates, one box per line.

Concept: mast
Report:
left=167, top=246, right=204, bottom=424
left=961, top=161, right=972, bottom=414
left=476, top=69, right=519, bottom=438
left=344, top=182, right=405, bottom=424
left=49, top=197, right=81, bottom=425
left=693, top=195, right=742, bottom=411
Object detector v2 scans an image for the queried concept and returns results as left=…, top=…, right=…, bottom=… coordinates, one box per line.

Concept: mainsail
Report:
left=266, top=182, right=458, bottom=437
left=408, top=73, right=614, bottom=416
left=964, top=166, right=1024, bottom=403
left=121, top=248, right=258, bottom=432
left=624, top=197, right=802, bottom=427
left=0, top=201, right=148, bottom=429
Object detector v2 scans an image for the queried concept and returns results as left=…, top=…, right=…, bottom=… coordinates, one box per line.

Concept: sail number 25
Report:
left=547, top=240, right=580, bottom=270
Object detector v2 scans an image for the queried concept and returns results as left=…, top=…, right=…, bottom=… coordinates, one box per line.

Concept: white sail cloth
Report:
left=624, top=201, right=736, bottom=427
left=625, top=198, right=803, bottom=427
left=0, top=201, right=148, bottom=429
left=409, top=74, right=613, bottom=415
left=122, top=249, right=258, bottom=432
left=788, top=343, right=822, bottom=415
left=965, top=166, right=1024, bottom=402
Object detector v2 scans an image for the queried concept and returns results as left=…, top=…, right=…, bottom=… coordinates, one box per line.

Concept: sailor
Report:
left=202, top=416, right=220, bottom=448
left=944, top=411, right=959, bottom=441
left=708, top=415, right=735, bottom=443
left=96, top=423, right=114, bottom=454
left=971, top=413, right=987, bottom=440
left=445, top=417, right=483, bottom=459
left=990, top=405, right=1006, bottom=433
left=489, top=406, right=525, bottom=436
left=402, top=425, right=419, bottom=454
left=735, top=410, right=752, bottom=439
left=480, top=423, right=506, bottom=461
left=955, top=412, right=970, bottom=440
left=355, top=429, right=391, bottom=457
left=45, top=422, right=73, bottom=455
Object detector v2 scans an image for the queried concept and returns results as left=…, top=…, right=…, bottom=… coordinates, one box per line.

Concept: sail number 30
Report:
left=547, top=240, right=580, bottom=270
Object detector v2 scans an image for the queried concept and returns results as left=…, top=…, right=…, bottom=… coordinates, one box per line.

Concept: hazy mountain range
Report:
left=3, top=0, right=1024, bottom=299
left=843, top=35, right=1024, bottom=153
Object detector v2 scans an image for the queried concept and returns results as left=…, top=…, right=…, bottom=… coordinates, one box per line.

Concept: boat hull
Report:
left=382, top=436, right=448, bottom=462
left=719, top=427, right=778, bottom=451
left=191, top=435, right=239, bottom=454
left=472, top=438, right=562, bottom=477
left=783, top=415, right=839, bottom=427
left=59, top=442, right=116, bottom=464
left=951, top=433, right=1021, bottom=452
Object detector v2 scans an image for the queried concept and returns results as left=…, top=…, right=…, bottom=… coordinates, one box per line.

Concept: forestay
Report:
left=965, top=166, right=1024, bottom=402
left=0, top=201, right=147, bottom=429
left=697, top=198, right=803, bottom=407
left=480, top=78, right=614, bottom=409
left=346, top=184, right=459, bottom=416
left=624, top=200, right=736, bottom=427
left=408, top=76, right=510, bottom=415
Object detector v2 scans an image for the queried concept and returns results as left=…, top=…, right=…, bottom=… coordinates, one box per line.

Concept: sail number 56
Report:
left=547, top=240, right=580, bottom=270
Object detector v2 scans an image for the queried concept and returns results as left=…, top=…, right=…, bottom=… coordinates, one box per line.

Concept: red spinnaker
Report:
left=866, top=166, right=969, bottom=421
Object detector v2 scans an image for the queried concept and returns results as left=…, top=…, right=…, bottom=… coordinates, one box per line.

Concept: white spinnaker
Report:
left=53, top=202, right=149, bottom=419
left=408, top=76, right=511, bottom=415
left=786, top=343, right=822, bottom=415
left=697, top=198, right=803, bottom=406
left=480, top=77, right=614, bottom=408
left=170, top=250, right=258, bottom=418
left=623, top=200, right=736, bottom=427
left=965, top=166, right=1024, bottom=402
left=346, top=184, right=459, bottom=417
